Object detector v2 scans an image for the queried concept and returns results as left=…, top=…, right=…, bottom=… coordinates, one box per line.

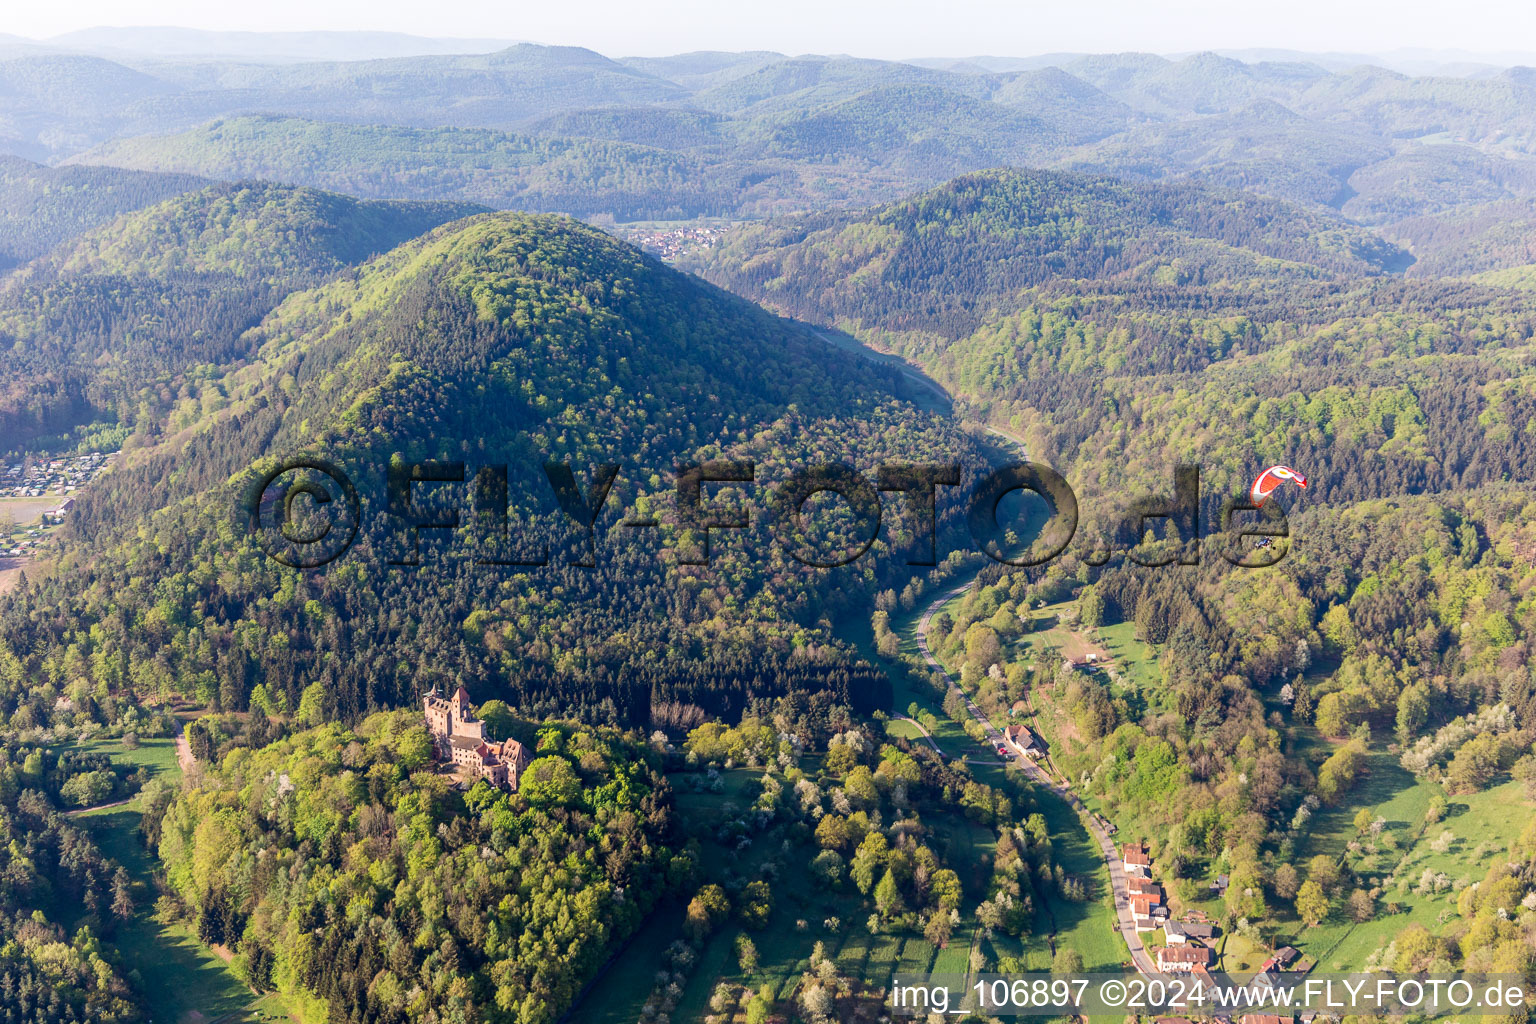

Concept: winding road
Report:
left=914, top=580, right=1158, bottom=975
left=908, top=421, right=1160, bottom=976
left=816, top=324, right=1163, bottom=976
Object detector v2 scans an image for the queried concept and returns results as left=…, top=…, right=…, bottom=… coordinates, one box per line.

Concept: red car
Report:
left=997, top=745, right=1009, bottom=756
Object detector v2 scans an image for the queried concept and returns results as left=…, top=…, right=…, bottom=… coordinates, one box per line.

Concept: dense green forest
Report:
left=0, top=191, right=1003, bottom=1023
left=153, top=711, right=679, bottom=1024
left=5, top=36, right=1536, bottom=1024
left=0, top=156, right=206, bottom=271
left=0, top=201, right=984, bottom=734
left=692, top=167, right=1536, bottom=520
left=693, top=159, right=1536, bottom=996
left=0, top=181, right=484, bottom=450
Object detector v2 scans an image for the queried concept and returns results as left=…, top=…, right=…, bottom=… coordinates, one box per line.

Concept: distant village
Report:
left=1, top=450, right=114, bottom=558
left=3, top=450, right=112, bottom=500
left=616, top=223, right=727, bottom=261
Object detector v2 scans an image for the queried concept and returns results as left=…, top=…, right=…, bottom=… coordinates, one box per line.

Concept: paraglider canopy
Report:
left=1251, top=465, right=1307, bottom=507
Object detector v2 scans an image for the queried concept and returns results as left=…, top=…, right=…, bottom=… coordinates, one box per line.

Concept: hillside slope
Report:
left=0, top=155, right=207, bottom=271
left=0, top=181, right=485, bottom=449
left=9, top=211, right=982, bottom=730
left=692, top=167, right=1535, bottom=518
left=692, top=166, right=1409, bottom=342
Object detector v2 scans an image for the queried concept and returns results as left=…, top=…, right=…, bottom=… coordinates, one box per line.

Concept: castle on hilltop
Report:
left=423, top=686, right=532, bottom=789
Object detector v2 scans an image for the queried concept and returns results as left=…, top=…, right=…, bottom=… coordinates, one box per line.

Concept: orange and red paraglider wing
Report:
left=1250, top=465, right=1307, bottom=506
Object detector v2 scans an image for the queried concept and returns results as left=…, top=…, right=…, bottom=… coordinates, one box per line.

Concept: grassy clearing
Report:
left=0, top=555, right=32, bottom=593
left=76, top=734, right=182, bottom=788
left=831, top=570, right=978, bottom=759
left=897, top=935, right=937, bottom=973
left=1217, top=929, right=1267, bottom=973
left=76, top=806, right=279, bottom=1024
left=866, top=934, right=903, bottom=978
left=671, top=766, right=763, bottom=818
left=1030, top=786, right=1124, bottom=970
left=1009, top=606, right=1159, bottom=703
left=836, top=930, right=872, bottom=975
left=930, top=813, right=996, bottom=901
left=932, top=937, right=972, bottom=975
left=576, top=904, right=688, bottom=1024
left=1094, top=618, right=1161, bottom=691
left=883, top=717, right=926, bottom=743
left=0, top=495, right=59, bottom=526
left=1302, top=774, right=1534, bottom=971
left=677, top=922, right=748, bottom=1022
left=69, top=734, right=295, bottom=1024
left=1243, top=739, right=1535, bottom=974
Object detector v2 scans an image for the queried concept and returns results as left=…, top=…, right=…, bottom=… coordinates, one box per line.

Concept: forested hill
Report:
left=2, top=210, right=984, bottom=733
left=0, top=180, right=485, bottom=450
left=14, top=179, right=485, bottom=280
left=691, top=166, right=1411, bottom=341
left=36, top=46, right=1536, bottom=239
left=692, top=166, right=1536, bottom=521
left=0, top=155, right=207, bottom=271
left=66, top=116, right=766, bottom=221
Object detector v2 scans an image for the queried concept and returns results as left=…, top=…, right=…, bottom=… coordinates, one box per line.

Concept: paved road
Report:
left=857, top=360, right=1163, bottom=975
left=915, top=580, right=1159, bottom=976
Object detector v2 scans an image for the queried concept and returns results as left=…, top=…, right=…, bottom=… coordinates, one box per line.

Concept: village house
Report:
left=1157, top=944, right=1213, bottom=973
left=43, top=497, right=75, bottom=524
left=1163, top=920, right=1218, bottom=945
left=1256, top=947, right=1301, bottom=974
left=1122, top=840, right=1163, bottom=929
left=1003, top=723, right=1042, bottom=758
left=1128, top=892, right=1163, bottom=930
left=423, top=685, right=532, bottom=789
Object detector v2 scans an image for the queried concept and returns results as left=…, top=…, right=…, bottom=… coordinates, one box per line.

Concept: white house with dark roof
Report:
left=1003, top=723, right=1042, bottom=757
left=1163, top=920, right=1217, bottom=945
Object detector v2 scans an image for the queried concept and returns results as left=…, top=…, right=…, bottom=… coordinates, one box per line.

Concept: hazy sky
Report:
left=11, top=0, right=1536, bottom=59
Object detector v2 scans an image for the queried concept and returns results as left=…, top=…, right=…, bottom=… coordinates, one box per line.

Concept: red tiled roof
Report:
left=1158, top=945, right=1212, bottom=965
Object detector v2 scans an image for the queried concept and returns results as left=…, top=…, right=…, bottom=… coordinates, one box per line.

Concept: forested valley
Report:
left=2, top=32, right=1536, bottom=1024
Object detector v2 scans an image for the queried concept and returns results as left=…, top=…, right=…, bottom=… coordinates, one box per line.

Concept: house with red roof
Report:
left=1157, top=944, right=1212, bottom=973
